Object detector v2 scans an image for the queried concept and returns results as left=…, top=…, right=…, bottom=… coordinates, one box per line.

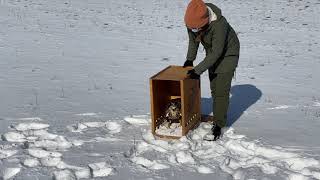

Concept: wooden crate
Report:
left=149, top=65, right=201, bottom=139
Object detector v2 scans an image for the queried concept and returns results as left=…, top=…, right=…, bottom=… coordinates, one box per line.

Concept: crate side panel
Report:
left=150, top=79, right=156, bottom=134
left=181, top=79, right=201, bottom=135
left=180, top=80, right=186, bottom=134
left=151, top=80, right=167, bottom=132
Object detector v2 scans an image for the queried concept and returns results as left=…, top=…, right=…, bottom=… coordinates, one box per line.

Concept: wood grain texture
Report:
left=181, top=78, right=201, bottom=135
left=151, top=65, right=193, bottom=81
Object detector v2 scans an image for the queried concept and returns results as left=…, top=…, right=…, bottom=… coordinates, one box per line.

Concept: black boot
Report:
left=211, top=124, right=221, bottom=141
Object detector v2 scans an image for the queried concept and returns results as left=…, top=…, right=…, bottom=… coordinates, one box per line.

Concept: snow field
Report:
left=22, top=158, right=40, bottom=168
left=13, top=123, right=50, bottom=131
left=88, top=162, right=114, bottom=177
left=1, top=114, right=320, bottom=179
left=53, top=170, right=77, bottom=180
left=0, top=121, right=119, bottom=179
left=0, top=149, right=18, bottom=159
left=131, top=156, right=170, bottom=170
left=124, top=115, right=151, bottom=126
left=0, top=0, right=319, bottom=179
left=155, top=122, right=182, bottom=137
left=67, top=120, right=122, bottom=134
left=127, top=117, right=320, bottom=179
left=2, top=168, right=21, bottom=180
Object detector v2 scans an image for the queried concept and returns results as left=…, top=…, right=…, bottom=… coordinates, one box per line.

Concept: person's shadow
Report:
left=201, top=84, right=262, bottom=127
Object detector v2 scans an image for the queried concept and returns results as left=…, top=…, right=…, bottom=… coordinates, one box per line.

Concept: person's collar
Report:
left=207, top=5, right=217, bottom=22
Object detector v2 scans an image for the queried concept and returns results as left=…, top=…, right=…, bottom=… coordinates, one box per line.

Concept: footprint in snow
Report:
left=68, top=121, right=122, bottom=134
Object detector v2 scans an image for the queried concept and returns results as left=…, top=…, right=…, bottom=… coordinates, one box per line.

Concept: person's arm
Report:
left=186, top=29, right=200, bottom=62
left=193, top=20, right=228, bottom=75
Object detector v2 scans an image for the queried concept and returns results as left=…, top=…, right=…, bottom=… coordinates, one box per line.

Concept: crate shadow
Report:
left=201, top=84, right=262, bottom=127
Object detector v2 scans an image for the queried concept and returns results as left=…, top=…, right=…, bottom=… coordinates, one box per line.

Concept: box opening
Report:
left=151, top=80, right=182, bottom=137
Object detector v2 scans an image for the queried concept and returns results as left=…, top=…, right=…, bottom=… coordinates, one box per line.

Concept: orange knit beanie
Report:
left=184, top=0, right=209, bottom=29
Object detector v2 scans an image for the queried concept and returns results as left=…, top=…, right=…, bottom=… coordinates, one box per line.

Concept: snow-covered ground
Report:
left=1, top=0, right=320, bottom=179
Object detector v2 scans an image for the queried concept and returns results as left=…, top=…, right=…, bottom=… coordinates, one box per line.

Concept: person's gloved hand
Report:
left=187, top=69, right=200, bottom=79
left=211, top=124, right=221, bottom=141
left=183, top=60, right=193, bottom=68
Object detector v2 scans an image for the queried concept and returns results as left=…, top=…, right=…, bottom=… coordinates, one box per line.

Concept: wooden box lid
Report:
left=150, top=65, right=193, bottom=81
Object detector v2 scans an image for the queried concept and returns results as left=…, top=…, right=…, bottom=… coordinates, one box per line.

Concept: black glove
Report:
left=183, top=60, right=193, bottom=68
left=211, top=124, right=221, bottom=141
left=187, top=69, right=200, bottom=79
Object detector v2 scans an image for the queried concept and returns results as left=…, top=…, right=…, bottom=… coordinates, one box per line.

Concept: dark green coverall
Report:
left=186, top=3, right=240, bottom=128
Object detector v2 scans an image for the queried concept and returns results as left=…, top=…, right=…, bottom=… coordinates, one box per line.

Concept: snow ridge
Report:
left=128, top=120, right=320, bottom=179
left=1, top=116, right=320, bottom=179
left=1, top=121, right=118, bottom=179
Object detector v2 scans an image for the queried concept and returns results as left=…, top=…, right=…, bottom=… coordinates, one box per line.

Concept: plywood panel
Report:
left=181, top=79, right=201, bottom=135
left=151, top=66, right=193, bottom=81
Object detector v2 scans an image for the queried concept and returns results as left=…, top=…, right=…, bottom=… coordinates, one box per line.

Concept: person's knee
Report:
left=215, top=88, right=230, bottom=98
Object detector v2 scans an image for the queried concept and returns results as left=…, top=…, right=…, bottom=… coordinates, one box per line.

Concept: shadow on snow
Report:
left=201, top=84, right=262, bottom=127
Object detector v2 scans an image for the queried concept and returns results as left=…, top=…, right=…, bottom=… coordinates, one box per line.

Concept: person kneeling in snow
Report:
left=183, top=0, right=240, bottom=140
